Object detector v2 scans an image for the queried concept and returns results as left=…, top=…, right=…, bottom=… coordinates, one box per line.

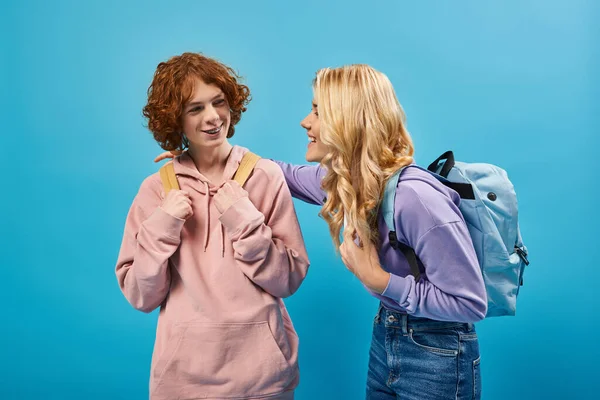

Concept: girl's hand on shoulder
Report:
left=154, top=150, right=182, bottom=163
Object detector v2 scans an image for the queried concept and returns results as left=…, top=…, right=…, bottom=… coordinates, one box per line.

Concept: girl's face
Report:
left=300, top=98, right=328, bottom=163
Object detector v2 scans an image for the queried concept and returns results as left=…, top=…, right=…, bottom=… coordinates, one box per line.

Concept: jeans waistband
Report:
left=376, top=302, right=473, bottom=334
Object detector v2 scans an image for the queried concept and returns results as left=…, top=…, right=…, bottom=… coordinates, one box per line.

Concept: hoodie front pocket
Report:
left=152, top=321, right=294, bottom=399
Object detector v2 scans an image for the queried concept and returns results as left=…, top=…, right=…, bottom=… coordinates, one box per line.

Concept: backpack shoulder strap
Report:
left=159, top=161, right=180, bottom=194
left=233, top=151, right=261, bottom=187
left=382, top=166, right=421, bottom=282
left=381, top=168, right=403, bottom=232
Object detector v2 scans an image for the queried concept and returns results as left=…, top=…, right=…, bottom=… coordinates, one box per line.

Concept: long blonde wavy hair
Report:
left=315, top=64, right=415, bottom=249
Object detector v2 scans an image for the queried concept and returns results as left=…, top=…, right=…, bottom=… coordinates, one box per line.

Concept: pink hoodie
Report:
left=115, top=146, right=310, bottom=399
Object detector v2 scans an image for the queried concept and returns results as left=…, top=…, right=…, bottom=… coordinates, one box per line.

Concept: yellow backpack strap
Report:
left=233, top=151, right=261, bottom=187
left=159, top=161, right=180, bottom=194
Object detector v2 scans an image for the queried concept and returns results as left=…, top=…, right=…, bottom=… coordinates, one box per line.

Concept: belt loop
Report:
left=374, top=302, right=383, bottom=324
left=401, top=314, right=409, bottom=334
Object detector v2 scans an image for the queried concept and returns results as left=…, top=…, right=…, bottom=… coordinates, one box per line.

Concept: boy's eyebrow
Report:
left=187, top=92, right=225, bottom=107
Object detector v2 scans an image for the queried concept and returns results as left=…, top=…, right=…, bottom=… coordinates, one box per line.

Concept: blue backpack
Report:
left=382, top=151, right=529, bottom=317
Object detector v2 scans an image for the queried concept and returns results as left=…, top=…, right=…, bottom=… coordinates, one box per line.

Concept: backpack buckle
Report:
left=388, top=231, right=400, bottom=250
left=515, top=247, right=529, bottom=266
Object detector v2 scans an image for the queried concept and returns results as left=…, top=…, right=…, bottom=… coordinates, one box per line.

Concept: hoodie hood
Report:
left=173, top=145, right=247, bottom=192
left=401, top=164, right=461, bottom=207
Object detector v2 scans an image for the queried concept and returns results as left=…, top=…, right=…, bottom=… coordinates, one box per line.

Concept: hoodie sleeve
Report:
left=271, top=160, right=327, bottom=206
left=115, top=176, right=185, bottom=313
left=219, top=161, right=310, bottom=298
left=381, top=182, right=488, bottom=323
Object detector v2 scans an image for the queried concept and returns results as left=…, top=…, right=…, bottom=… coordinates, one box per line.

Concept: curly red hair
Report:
left=142, top=52, right=251, bottom=151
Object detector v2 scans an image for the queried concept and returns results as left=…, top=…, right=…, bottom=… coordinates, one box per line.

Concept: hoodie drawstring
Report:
left=220, top=223, right=225, bottom=258
left=203, top=181, right=210, bottom=252
left=201, top=180, right=225, bottom=258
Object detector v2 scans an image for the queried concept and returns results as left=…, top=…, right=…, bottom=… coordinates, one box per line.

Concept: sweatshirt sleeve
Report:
left=115, top=176, right=185, bottom=313
left=271, top=160, right=327, bottom=206
left=381, top=183, right=488, bottom=323
left=218, top=161, right=310, bottom=298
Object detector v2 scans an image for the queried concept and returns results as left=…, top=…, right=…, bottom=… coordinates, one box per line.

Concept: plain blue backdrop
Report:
left=1, top=0, right=598, bottom=399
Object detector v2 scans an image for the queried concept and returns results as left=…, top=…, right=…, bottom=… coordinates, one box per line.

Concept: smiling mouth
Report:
left=308, top=136, right=316, bottom=144
left=202, top=125, right=223, bottom=135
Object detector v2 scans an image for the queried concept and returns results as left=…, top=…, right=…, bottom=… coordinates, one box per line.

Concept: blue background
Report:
left=1, top=0, right=597, bottom=399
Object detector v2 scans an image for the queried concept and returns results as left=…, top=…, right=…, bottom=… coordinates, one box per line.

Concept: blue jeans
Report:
left=366, top=303, right=481, bottom=400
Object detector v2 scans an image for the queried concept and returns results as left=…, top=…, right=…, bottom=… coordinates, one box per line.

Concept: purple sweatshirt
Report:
left=274, top=161, right=488, bottom=323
